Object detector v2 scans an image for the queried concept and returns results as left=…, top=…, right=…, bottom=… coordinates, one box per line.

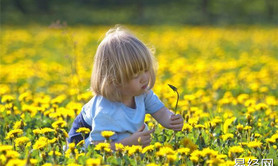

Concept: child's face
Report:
left=121, top=70, right=150, bottom=98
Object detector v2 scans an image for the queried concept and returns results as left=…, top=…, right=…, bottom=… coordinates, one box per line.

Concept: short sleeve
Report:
left=90, top=110, right=119, bottom=142
left=144, top=90, right=164, bottom=114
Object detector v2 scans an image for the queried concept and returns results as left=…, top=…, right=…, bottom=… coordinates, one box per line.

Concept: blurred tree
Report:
left=265, top=0, right=275, bottom=21
left=36, top=0, right=50, bottom=13
left=13, top=0, right=27, bottom=13
left=201, top=0, right=210, bottom=23
left=1, top=0, right=277, bottom=25
left=135, top=0, right=144, bottom=22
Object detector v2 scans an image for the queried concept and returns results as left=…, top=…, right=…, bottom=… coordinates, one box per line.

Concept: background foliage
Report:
left=1, top=0, right=278, bottom=26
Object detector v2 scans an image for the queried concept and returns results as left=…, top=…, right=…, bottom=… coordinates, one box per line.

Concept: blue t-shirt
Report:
left=81, top=90, right=164, bottom=147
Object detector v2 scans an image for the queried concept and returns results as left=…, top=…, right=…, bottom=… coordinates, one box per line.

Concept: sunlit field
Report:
left=1, top=25, right=278, bottom=166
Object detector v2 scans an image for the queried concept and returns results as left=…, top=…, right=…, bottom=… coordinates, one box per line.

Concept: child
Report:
left=68, top=26, right=184, bottom=149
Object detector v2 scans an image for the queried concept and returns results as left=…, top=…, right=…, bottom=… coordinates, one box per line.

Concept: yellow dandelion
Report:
left=1, top=95, right=15, bottom=103
left=259, top=86, right=268, bottom=93
left=217, top=154, right=227, bottom=159
left=247, top=141, right=262, bottom=148
left=115, top=143, right=124, bottom=152
left=237, top=94, right=249, bottom=104
left=76, top=127, right=90, bottom=134
left=6, top=159, right=26, bottom=166
left=6, top=150, right=20, bottom=159
left=0, top=155, right=7, bottom=165
left=206, top=157, right=225, bottom=165
left=30, top=159, right=38, bottom=165
left=52, top=120, right=67, bottom=129
left=127, top=145, right=142, bottom=156
left=14, top=136, right=30, bottom=147
left=5, top=129, right=23, bottom=139
left=95, top=142, right=111, bottom=152
left=266, top=137, right=276, bottom=144
left=223, top=117, right=236, bottom=134
left=190, top=150, right=202, bottom=163
left=167, top=154, right=177, bottom=163
left=156, top=146, right=175, bottom=156
left=32, top=129, right=42, bottom=135
left=190, top=155, right=199, bottom=163
left=177, top=147, right=190, bottom=155
left=13, top=120, right=25, bottom=130
left=238, top=142, right=248, bottom=147
left=76, top=140, right=84, bottom=147
left=236, top=124, right=244, bottom=131
left=211, top=116, right=222, bottom=124
left=101, top=131, right=115, bottom=140
left=221, top=133, right=234, bottom=141
left=182, top=123, right=193, bottom=133
left=244, top=99, right=256, bottom=107
left=0, top=145, right=13, bottom=152
left=201, top=148, right=218, bottom=157
left=270, top=133, right=278, bottom=142
left=48, top=138, right=57, bottom=144
left=146, top=163, right=158, bottom=166
left=228, top=146, right=244, bottom=158
left=154, top=142, right=162, bottom=149
left=155, top=150, right=164, bottom=157
left=195, top=124, right=206, bottom=129
left=40, top=128, right=55, bottom=134
left=142, top=145, right=154, bottom=153
left=247, top=106, right=256, bottom=114
left=147, top=122, right=154, bottom=128
left=184, top=94, right=196, bottom=101
left=67, top=163, right=82, bottom=166
left=255, top=103, right=268, bottom=110
left=51, top=95, right=66, bottom=104
left=219, top=160, right=236, bottom=166
left=86, top=158, right=101, bottom=166
left=243, top=126, right=252, bottom=130
left=49, top=151, right=62, bottom=156
left=266, top=96, right=277, bottom=106
left=68, top=142, right=75, bottom=150
left=33, top=137, right=48, bottom=150
left=18, top=91, right=32, bottom=103
left=254, top=133, right=261, bottom=138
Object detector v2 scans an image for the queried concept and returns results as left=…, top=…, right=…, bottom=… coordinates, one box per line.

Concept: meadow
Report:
left=0, top=25, right=278, bottom=166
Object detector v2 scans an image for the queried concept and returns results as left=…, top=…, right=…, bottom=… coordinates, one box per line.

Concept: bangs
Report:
left=125, top=44, right=151, bottom=80
left=115, top=36, right=154, bottom=83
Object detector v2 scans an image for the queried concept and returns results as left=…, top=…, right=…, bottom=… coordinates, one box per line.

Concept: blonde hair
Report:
left=91, top=26, right=156, bottom=102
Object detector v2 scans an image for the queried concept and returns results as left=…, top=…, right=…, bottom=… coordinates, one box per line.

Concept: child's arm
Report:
left=92, top=124, right=154, bottom=150
left=151, top=106, right=184, bottom=131
left=115, top=124, right=154, bottom=147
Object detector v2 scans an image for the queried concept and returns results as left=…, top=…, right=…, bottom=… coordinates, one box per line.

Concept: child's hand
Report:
left=169, top=114, right=184, bottom=131
left=131, top=124, right=154, bottom=147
